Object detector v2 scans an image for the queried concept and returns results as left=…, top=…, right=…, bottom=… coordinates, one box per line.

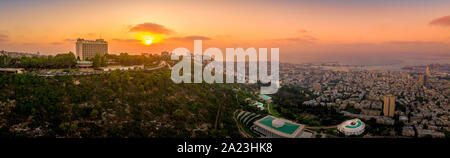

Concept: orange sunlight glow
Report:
left=136, top=32, right=163, bottom=45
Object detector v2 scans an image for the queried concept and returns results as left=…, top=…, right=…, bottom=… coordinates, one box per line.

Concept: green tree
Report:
left=101, top=55, right=107, bottom=67
left=90, top=109, right=99, bottom=119
left=173, top=109, right=185, bottom=118
left=92, top=53, right=101, bottom=68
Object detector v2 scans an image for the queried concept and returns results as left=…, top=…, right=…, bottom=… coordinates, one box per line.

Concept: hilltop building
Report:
left=76, top=38, right=108, bottom=60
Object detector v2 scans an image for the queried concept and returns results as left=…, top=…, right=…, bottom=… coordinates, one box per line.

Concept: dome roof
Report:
left=337, top=118, right=365, bottom=136
left=272, top=119, right=285, bottom=128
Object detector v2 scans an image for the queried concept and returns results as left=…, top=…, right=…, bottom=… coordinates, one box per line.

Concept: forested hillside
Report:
left=0, top=68, right=243, bottom=138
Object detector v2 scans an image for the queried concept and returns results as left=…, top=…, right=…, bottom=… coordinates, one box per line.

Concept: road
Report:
left=305, top=125, right=337, bottom=129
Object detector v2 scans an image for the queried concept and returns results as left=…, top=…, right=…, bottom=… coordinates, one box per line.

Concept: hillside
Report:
left=0, top=68, right=244, bottom=138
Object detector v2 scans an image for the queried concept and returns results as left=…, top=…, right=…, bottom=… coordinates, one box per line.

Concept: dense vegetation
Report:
left=4, top=52, right=76, bottom=69
left=1, top=52, right=170, bottom=69
left=0, top=69, right=243, bottom=138
left=105, top=53, right=172, bottom=67
left=92, top=53, right=107, bottom=68
left=273, top=86, right=349, bottom=126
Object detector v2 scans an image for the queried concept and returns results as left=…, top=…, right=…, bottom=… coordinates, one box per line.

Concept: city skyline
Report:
left=0, top=0, right=450, bottom=64
left=0, top=0, right=449, bottom=143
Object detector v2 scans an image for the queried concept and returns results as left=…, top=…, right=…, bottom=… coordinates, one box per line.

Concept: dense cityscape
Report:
left=1, top=0, right=450, bottom=156
left=0, top=37, right=448, bottom=138
left=280, top=63, right=449, bottom=137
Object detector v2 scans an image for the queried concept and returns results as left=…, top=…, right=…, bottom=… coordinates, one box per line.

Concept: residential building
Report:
left=383, top=94, right=396, bottom=117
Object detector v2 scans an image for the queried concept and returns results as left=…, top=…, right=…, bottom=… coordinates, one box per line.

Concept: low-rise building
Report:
left=101, top=65, right=144, bottom=72
left=0, top=68, right=24, bottom=74
left=417, top=129, right=445, bottom=138
left=402, top=126, right=415, bottom=137
left=76, top=61, right=93, bottom=68
left=399, top=116, right=409, bottom=123
left=259, top=94, right=272, bottom=103
left=252, top=115, right=308, bottom=138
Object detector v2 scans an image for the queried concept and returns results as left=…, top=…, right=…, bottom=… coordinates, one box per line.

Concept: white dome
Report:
left=272, top=119, right=285, bottom=128
left=337, top=119, right=365, bottom=136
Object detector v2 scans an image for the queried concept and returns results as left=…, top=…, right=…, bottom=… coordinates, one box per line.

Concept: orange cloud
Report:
left=298, top=29, right=308, bottom=33
left=49, top=42, right=64, bottom=45
left=271, top=33, right=317, bottom=45
left=64, top=38, right=76, bottom=42
left=382, top=41, right=443, bottom=45
left=167, top=36, right=211, bottom=41
left=129, top=22, right=173, bottom=34
left=112, top=38, right=140, bottom=43
left=0, top=34, right=8, bottom=43
left=430, top=15, right=450, bottom=27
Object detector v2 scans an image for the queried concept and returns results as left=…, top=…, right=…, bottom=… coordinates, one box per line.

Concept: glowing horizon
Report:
left=0, top=0, right=450, bottom=64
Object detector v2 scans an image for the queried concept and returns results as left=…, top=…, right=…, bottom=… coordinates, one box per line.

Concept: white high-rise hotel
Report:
left=76, top=38, right=108, bottom=60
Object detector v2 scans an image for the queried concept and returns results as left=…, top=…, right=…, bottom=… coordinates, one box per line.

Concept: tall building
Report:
left=401, top=73, right=407, bottom=83
left=418, top=75, right=424, bottom=86
left=425, top=66, right=431, bottom=77
left=76, top=38, right=108, bottom=60
left=383, top=94, right=396, bottom=117
left=424, top=66, right=431, bottom=86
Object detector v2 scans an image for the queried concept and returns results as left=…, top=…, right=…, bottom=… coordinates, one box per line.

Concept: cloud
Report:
left=430, top=15, right=450, bottom=27
left=0, top=34, right=9, bottom=43
left=49, top=42, right=64, bottom=45
left=383, top=41, right=443, bottom=45
left=272, top=30, right=317, bottom=44
left=112, top=38, right=140, bottom=43
left=298, top=29, right=308, bottom=33
left=280, top=37, right=313, bottom=42
left=301, top=35, right=317, bottom=41
left=272, top=36, right=317, bottom=44
left=64, top=38, right=76, bottom=42
left=167, top=35, right=212, bottom=41
left=129, top=22, right=173, bottom=34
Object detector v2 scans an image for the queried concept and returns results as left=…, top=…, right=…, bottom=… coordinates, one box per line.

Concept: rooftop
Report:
left=256, top=116, right=301, bottom=135
left=345, top=120, right=362, bottom=128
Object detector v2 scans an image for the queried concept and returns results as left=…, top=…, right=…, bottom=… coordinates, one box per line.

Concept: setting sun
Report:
left=135, top=32, right=163, bottom=46
left=145, top=39, right=153, bottom=45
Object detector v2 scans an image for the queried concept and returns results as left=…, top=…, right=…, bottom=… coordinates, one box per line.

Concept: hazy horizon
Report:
left=1, top=0, right=450, bottom=65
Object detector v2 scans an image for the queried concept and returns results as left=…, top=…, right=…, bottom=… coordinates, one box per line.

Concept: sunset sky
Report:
left=1, top=0, right=449, bottom=64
